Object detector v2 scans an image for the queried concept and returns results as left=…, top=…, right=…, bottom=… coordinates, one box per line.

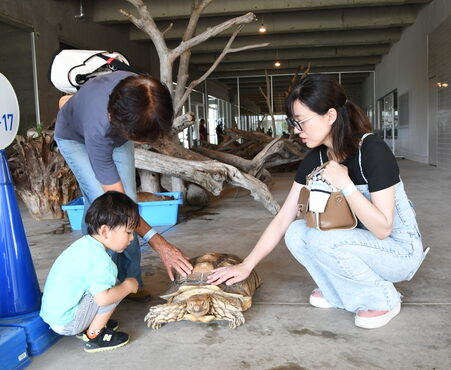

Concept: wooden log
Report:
left=134, top=148, right=280, bottom=214
left=186, top=183, right=210, bottom=206
left=194, top=138, right=283, bottom=174
left=138, top=169, right=161, bottom=193
left=225, top=128, right=272, bottom=143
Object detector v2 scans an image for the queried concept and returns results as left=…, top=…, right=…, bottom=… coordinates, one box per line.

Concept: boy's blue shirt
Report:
left=40, top=235, right=118, bottom=327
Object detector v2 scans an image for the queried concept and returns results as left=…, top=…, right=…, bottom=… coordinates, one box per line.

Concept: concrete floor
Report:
left=20, top=160, right=451, bottom=369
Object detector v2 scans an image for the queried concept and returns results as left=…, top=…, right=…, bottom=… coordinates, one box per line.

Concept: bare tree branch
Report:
left=259, top=86, right=268, bottom=102
left=122, top=0, right=168, bottom=56
left=161, top=23, right=173, bottom=36
left=171, top=12, right=257, bottom=59
left=259, top=70, right=276, bottom=136
left=122, top=0, right=173, bottom=88
left=171, top=112, right=196, bottom=134
left=175, top=0, right=214, bottom=108
left=285, top=63, right=311, bottom=98
left=228, top=43, right=269, bottom=53
left=175, top=26, right=268, bottom=113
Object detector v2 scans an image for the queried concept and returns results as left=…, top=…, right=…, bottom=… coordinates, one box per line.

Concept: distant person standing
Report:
left=199, top=118, right=208, bottom=143
left=215, top=122, right=224, bottom=144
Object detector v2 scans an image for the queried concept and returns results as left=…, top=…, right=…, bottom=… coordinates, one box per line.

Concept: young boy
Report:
left=40, top=191, right=140, bottom=353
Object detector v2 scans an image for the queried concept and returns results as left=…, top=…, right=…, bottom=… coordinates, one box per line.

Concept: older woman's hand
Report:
left=321, top=160, right=352, bottom=190
left=150, top=235, right=193, bottom=281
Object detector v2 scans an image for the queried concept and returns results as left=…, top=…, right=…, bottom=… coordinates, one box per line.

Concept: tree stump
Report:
left=8, top=131, right=79, bottom=220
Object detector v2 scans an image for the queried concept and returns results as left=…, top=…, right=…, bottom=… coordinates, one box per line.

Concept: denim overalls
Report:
left=284, top=136, right=427, bottom=312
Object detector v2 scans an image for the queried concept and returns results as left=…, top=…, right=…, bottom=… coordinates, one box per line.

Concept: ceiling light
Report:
left=259, top=15, right=266, bottom=33
left=274, top=49, right=281, bottom=67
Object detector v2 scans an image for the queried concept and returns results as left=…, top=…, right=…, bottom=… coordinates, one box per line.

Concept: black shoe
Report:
left=76, top=319, right=119, bottom=340
left=84, top=327, right=129, bottom=353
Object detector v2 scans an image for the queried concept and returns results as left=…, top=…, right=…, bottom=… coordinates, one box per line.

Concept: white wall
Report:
left=375, top=0, right=451, bottom=163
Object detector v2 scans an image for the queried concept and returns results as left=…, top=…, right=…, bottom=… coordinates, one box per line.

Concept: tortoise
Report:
left=144, top=253, right=261, bottom=329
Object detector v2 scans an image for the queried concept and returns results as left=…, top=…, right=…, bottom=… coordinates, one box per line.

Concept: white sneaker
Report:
left=309, top=288, right=334, bottom=309
left=355, top=302, right=401, bottom=329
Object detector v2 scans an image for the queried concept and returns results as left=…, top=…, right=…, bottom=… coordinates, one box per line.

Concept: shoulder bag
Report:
left=297, top=162, right=357, bottom=231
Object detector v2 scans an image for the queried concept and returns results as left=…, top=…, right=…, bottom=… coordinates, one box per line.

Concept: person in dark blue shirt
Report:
left=55, top=72, right=192, bottom=301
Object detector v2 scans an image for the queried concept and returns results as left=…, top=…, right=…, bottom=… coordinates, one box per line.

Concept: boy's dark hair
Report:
left=85, top=191, right=140, bottom=236
left=286, top=74, right=372, bottom=160
left=108, top=74, right=174, bottom=143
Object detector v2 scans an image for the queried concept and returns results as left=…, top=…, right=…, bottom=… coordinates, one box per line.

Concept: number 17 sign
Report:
left=0, top=72, right=20, bottom=150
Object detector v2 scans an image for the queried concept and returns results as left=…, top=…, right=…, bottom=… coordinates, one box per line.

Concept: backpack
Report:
left=49, top=49, right=138, bottom=94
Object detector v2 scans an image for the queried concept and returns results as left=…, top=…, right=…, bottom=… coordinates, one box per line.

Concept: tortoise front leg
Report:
left=210, top=296, right=245, bottom=328
left=144, top=302, right=187, bottom=329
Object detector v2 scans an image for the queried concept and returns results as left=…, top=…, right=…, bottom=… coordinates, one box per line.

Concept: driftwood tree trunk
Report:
left=8, top=132, right=79, bottom=220
left=119, top=0, right=286, bottom=213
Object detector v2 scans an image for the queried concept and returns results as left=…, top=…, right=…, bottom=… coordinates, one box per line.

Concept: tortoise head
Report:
left=186, top=294, right=210, bottom=317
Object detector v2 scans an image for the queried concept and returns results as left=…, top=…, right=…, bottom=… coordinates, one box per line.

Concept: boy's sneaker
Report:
left=84, top=327, right=129, bottom=353
left=76, top=319, right=119, bottom=340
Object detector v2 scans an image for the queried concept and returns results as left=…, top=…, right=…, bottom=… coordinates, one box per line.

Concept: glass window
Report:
left=0, top=21, right=37, bottom=134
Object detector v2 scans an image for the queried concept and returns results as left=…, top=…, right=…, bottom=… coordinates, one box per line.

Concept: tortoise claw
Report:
left=228, top=313, right=245, bottom=328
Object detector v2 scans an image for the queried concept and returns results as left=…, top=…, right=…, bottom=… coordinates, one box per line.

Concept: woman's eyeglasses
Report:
left=286, top=114, right=317, bottom=131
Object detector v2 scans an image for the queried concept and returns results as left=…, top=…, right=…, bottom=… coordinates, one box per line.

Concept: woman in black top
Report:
left=208, top=75, right=426, bottom=329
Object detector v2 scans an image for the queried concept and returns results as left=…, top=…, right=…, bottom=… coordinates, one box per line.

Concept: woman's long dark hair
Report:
left=286, top=74, right=372, bottom=160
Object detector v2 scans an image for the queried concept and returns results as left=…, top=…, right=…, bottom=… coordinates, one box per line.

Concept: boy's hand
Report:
left=123, top=277, right=139, bottom=294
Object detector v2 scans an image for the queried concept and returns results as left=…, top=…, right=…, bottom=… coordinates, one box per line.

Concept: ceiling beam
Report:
left=214, top=72, right=370, bottom=83
left=190, top=45, right=390, bottom=64
left=200, top=56, right=381, bottom=72
left=93, top=0, right=431, bottom=22
left=209, top=66, right=375, bottom=77
left=129, top=6, right=416, bottom=41
left=217, top=79, right=368, bottom=91
left=166, top=29, right=402, bottom=53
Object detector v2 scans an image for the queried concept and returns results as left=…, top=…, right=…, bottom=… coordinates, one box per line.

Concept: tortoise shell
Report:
left=161, top=253, right=261, bottom=306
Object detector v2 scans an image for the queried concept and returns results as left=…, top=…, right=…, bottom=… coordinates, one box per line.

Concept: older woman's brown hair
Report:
left=108, top=75, right=174, bottom=143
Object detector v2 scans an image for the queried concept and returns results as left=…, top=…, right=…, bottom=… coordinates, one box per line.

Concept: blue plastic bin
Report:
left=62, top=192, right=183, bottom=230
left=61, top=197, right=84, bottom=231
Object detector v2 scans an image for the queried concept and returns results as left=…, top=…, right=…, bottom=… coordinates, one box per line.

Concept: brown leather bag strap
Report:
left=297, top=186, right=310, bottom=219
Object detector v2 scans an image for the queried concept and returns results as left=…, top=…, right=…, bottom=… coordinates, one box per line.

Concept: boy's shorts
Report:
left=51, top=292, right=119, bottom=336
